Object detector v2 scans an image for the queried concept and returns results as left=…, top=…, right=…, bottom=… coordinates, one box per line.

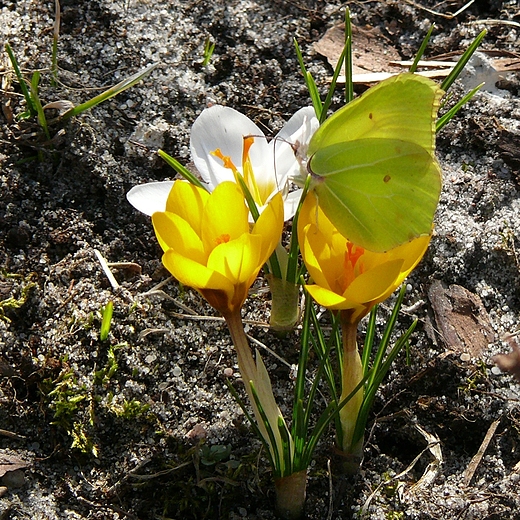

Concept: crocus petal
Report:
left=126, top=181, right=174, bottom=216
left=162, top=248, right=235, bottom=297
left=272, top=106, right=318, bottom=181
left=305, top=284, right=355, bottom=310
left=343, top=259, right=404, bottom=304
left=251, top=192, right=284, bottom=263
left=207, top=234, right=264, bottom=285
left=282, top=189, right=304, bottom=220
left=164, top=180, right=209, bottom=234
left=299, top=226, right=334, bottom=291
left=190, top=105, right=268, bottom=188
left=387, top=234, right=431, bottom=275
left=152, top=211, right=206, bottom=263
left=201, top=182, right=249, bottom=253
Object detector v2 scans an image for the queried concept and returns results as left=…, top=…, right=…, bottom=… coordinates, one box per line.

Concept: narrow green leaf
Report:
left=294, top=38, right=323, bottom=121
left=441, top=29, right=486, bottom=92
left=409, top=24, right=435, bottom=73
left=157, top=149, right=207, bottom=190
left=361, top=305, right=378, bottom=376
left=5, top=42, right=37, bottom=116
left=436, top=83, right=483, bottom=132
left=321, top=39, right=349, bottom=124
left=277, top=416, right=293, bottom=476
left=62, top=63, right=159, bottom=119
left=100, top=301, right=114, bottom=342
left=344, top=8, right=353, bottom=105
left=30, top=72, right=51, bottom=141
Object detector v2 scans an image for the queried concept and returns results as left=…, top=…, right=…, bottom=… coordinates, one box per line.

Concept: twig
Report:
left=0, top=429, right=26, bottom=440
left=93, top=249, right=120, bottom=290
left=326, top=459, right=333, bottom=520
left=463, top=418, right=500, bottom=486
left=403, top=0, right=475, bottom=19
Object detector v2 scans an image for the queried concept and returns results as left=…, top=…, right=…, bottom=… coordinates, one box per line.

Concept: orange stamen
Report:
left=215, top=233, right=230, bottom=245
left=342, top=242, right=365, bottom=290
left=211, top=149, right=239, bottom=174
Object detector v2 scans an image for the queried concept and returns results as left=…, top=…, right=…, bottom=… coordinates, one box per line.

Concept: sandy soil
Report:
left=1, top=0, right=519, bottom=518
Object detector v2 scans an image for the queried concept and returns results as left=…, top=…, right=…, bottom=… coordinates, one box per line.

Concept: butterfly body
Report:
left=307, top=73, right=444, bottom=253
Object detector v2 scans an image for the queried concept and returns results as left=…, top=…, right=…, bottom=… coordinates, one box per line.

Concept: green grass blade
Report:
left=352, top=320, right=417, bottom=447
left=344, top=8, right=353, bottom=105
left=225, top=380, right=275, bottom=469
left=277, top=416, right=293, bottom=476
left=361, top=305, right=378, bottom=376
left=441, top=29, right=486, bottom=92
left=366, top=286, right=406, bottom=390
left=320, top=40, right=349, bottom=124
left=202, top=36, right=215, bottom=66
left=294, top=38, right=323, bottom=121
left=436, top=83, right=483, bottom=132
left=5, top=42, right=37, bottom=117
left=157, top=149, right=207, bottom=190
left=302, top=372, right=370, bottom=466
left=293, top=290, right=312, bottom=421
left=30, top=72, right=51, bottom=141
left=409, top=24, right=435, bottom=73
left=100, top=301, right=114, bottom=342
left=249, top=380, right=283, bottom=476
left=62, top=63, right=159, bottom=119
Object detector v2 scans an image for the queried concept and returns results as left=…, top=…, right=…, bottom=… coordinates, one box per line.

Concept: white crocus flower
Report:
left=127, top=105, right=318, bottom=220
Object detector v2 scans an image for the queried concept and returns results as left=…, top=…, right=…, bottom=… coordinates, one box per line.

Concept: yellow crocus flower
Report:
left=152, top=180, right=283, bottom=316
left=297, top=192, right=431, bottom=323
left=298, top=191, right=432, bottom=464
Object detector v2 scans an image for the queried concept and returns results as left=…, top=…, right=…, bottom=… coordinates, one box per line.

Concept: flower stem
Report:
left=336, top=310, right=364, bottom=474
left=223, top=309, right=258, bottom=399
left=275, top=469, right=307, bottom=520
left=267, top=274, right=300, bottom=335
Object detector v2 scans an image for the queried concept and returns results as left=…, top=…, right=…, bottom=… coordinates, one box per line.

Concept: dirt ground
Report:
left=1, top=0, right=520, bottom=518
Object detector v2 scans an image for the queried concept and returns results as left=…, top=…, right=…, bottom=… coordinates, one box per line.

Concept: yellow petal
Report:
left=387, top=233, right=431, bottom=274
left=298, top=191, right=335, bottom=242
left=300, top=225, right=334, bottom=290
left=152, top=212, right=206, bottom=263
left=165, top=180, right=209, bottom=234
left=305, top=284, right=355, bottom=310
left=201, top=182, right=249, bottom=253
left=207, top=234, right=263, bottom=285
left=343, top=259, right=404, bottom=304
left=162, top=249, right=235, bottom=297
left=252, top=191, right=284, bottom=262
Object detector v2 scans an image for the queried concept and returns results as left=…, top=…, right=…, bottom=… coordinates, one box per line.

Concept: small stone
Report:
left=1, top=469, right=25, bottom=488
left=0, top=486, right=7, bottom=497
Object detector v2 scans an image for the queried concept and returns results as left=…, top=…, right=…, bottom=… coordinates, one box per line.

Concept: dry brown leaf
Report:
left=428, top=280, right=495, bottom=358
left=0, top=453, right=28, bottom=478
left=313, top=24, right=402, bottom=76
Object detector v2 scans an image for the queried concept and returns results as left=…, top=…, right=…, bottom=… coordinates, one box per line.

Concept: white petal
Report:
left=283, top=189, right=304, bottom=220
left=190, top=105, right=268, bottom=189
left=269, top=107, right=319, bottom=189
left=126, top=181, right=174, bottom=216
left=277, top=106, right=318, bottom=144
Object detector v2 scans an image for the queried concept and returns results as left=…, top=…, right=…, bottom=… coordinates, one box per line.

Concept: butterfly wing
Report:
left=311, top=138, right=442, bottom=252
left=308, top=73, right=444, bottom=252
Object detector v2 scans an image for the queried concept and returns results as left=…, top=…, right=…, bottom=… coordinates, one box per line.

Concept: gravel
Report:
left=1, top=0, right=519, bottom=518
